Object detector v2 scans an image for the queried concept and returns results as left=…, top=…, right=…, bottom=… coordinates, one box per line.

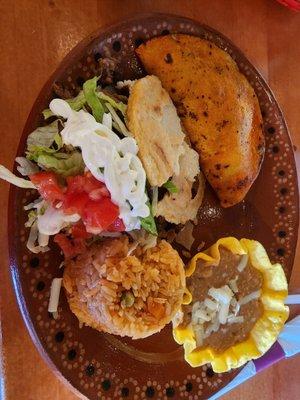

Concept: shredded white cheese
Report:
left=228, top=277, right=239, bottom=293
left=219, top=302, right=231, bottom=324
left=172, top=309, right=184, bottom=328
left=204, top=315, right=220, bottom=337
left=208, top=285, right=233, bottom=304
left=237, top=254, right=249, bottom=272
left=204, top=298, right=218, bottom=311
left=231, top=297, right=240, bottom=316
left=191, top=282, right=252, bottom=343
left=238, top=290, right=261, bottom=306
left=194, top=324, right=204, bottom=347
left=48, top=278, right=63, bottom=313
left=227, top=315, right=244, bottom=324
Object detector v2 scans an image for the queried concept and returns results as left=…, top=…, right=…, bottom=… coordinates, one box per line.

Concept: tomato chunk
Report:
left=70, top=221, right=90, bottom=239
left=54, top=233, right=86, bottom=259
left=83, top=198, right=119, bottom=233
left=30, top=171, right=64, bottom=203
left=107, top=217, right=126, bottom=232
left=64, top=173, right=122, bottom=234
left=32, top=171, right=125, bottom=240
left=88, top=186, right=110, bottom=200
left=66, top=172, right=108, bottom=196
left=63, top=192, right=90, bottom=216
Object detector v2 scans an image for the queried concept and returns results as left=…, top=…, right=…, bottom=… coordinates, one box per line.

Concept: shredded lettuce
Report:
left=37, top=205, right=80, bottom=235
left=0, top=165, right=36, bottom=189
left=83, top=76, right=104, bottom=122
left=27, top=145, right=56, bottom=161
left=26, top=220, right=50, bottom=254
left=36, top=151, right=84, bottom=177
left=163, top=179, right=179, bottom=194
left=25, top=210, right=37, bottom=227
left=151, top=186, right=158, bottom=215
left=102, top=112, right=113, bottom=129
left=140, top=202, right=157, bottom=236
left=26, top=120, right=63, bottom=161
left=66, top=91, right=86, bottom=110
left=43, top=91, right=86, bottom=119
left=43, top=108, right=55, bottom=120
left=24, top=197, right=43, bottom=211
left=96, top=90, right=128, bottom=136
left=16, top=157, right=39, bottom=176
left=105, top=103, right=130, bottom=137
left=97, top=91, right=127, bottom=116
left=27, top=120, right=62, bottom=148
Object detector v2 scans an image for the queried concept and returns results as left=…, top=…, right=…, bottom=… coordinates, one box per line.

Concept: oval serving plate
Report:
left=8, top=14, right=299, bottom=400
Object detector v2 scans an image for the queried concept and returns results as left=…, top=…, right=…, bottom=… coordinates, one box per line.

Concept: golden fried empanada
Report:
left=137, top=34, right=265, bottom=207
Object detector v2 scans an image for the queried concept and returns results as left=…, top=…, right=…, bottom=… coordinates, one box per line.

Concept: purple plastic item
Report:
left=253, top=341, right=286, bottom=372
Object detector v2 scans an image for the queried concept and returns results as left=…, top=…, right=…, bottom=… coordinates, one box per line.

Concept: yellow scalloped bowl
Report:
left=173, top=237, right=289, bottom=373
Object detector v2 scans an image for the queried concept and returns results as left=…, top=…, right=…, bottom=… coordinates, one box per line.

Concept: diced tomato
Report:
left=64, top=172, right=123, bottom=235
left=70, top=221, right=90, bottom=239
left=66, top=172, right=108, bottom=196
left=89, top=186, right=110, bottom=200
left=66, top=175, right=88, bottom=194
left=63, top=191, right=90, bottom=216
left=107, top=217, right=126, bottom=232
left=30, top=171, right=64, bottom=203
left=54, top=234, right=73, bottom=258
left=33, top=170, right=125, bottom=243
left=54, top=233, right=86, bottom=259
left=55, top=221, right=90, bottom=258
left=83, top=198, right=119, bottom=233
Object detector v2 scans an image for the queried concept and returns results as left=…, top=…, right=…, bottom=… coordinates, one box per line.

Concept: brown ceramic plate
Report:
left=8, top=14, right=299, bottom=400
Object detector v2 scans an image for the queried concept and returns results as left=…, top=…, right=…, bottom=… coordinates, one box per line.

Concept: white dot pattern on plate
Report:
left=9, top=15, right=298, bottom=400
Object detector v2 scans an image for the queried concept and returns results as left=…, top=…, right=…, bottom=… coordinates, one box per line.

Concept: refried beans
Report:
left=183, top=246, right=263, bottom=353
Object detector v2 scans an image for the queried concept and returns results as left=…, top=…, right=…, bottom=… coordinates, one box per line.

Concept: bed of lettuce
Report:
left=1, top=75, right=159, bottom=235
